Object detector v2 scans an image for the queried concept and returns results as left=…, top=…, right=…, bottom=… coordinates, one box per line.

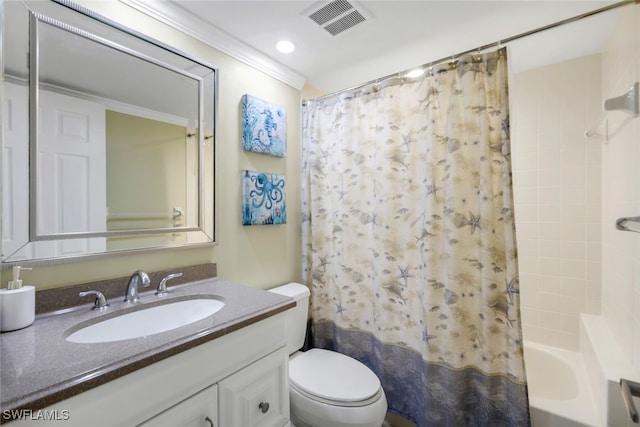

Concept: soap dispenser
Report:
left=0, top=266, right=35, bottom=332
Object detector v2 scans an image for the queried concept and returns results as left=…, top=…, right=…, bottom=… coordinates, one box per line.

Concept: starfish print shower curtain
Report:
left=301, top=48, right=530, bottom=426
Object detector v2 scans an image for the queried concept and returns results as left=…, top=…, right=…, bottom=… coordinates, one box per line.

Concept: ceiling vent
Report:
left=305, top=0, right=371, bottom=36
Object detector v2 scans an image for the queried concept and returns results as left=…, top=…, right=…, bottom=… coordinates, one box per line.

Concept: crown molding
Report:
left=119, top=0, right=306, bottom=90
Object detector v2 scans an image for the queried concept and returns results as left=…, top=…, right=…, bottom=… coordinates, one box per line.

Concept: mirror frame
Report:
left=1, top=0, right=217, bottom=266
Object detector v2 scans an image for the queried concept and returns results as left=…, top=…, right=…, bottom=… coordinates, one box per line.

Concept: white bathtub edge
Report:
left=580, top=314, right=640, bottom=427
left=524, top=340, right=598, bottom=427
left=581, top=314, right=638, bottom=382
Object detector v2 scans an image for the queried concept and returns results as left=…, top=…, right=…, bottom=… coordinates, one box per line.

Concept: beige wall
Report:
left=601, top=6, right=640, bottom=372
left=105, top=111, right=188, bottom=249
left=1, top=2, right=302, bottom=291
left=511, top=54, right=603, bottom=351
left=301, top=83, right=325, bottom=101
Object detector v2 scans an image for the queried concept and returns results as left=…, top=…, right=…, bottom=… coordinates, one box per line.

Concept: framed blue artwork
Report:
left=242, top=170, right=286, bottom=226
left=241, top=94, right=287, bottom=157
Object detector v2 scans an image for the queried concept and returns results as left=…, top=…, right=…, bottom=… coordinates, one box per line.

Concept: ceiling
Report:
left=125, top=0, right=623, bottom=94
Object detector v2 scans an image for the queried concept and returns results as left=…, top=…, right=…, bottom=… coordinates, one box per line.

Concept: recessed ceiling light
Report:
left=276, top=40, right=295, bottom=54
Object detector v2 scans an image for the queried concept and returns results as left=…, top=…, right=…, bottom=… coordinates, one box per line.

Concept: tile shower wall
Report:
left=511, top=54, right=603, bottom=351
left=601, top=6, right=640, bottom=373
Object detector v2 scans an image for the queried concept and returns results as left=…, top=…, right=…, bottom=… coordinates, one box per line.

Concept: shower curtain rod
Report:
left=304, top=0, right=637, bottom=104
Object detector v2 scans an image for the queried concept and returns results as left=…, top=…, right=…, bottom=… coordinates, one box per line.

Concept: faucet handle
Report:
left=156, top=273, right=183, bottom=296
left=79, top=291, right=110, bottom=311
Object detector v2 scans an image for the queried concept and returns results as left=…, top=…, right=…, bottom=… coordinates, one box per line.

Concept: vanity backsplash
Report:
left=34, top=263, right=217, bottom=315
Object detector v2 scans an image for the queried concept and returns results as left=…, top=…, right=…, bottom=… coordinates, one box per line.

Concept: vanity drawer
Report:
left=218, top=347, right=289, bottom=427
left=138, top=384, right=218, bottom=427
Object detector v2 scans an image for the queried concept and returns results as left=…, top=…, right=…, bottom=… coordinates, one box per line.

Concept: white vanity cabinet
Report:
left=137, top=347, right=289, bottom=427
left=219, top=347, right=289, bottom=427
left=6, top=313, right=289, bottom=427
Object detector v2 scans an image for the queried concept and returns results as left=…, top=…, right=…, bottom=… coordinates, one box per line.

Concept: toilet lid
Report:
left=289, top=349, right=381, bottom=403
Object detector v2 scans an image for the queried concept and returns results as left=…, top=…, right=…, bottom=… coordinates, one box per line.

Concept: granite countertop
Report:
left=0, top=278, right=295, bottom=418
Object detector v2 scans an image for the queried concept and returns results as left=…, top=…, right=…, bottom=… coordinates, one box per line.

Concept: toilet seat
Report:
left=289, top=349, right=382, bottom=406
left=291, top=382, right=384, bottom=408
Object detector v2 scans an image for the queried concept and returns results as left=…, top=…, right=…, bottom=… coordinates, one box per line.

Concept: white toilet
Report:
left=269, top=283, right=388, bottom=427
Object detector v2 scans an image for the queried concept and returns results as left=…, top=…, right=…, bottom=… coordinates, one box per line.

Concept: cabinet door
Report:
left=219, top=348, right=289, bottom=427
left=138, top=384, right=218, bottom=427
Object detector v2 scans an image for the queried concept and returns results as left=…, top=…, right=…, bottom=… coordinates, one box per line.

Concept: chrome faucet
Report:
left=124, top=270, right=150, bottom=303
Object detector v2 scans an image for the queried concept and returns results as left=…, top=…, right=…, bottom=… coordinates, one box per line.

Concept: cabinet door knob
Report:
left=204, top=416, right=214, bottom=427
left=258, top=402, right=270, bottom=414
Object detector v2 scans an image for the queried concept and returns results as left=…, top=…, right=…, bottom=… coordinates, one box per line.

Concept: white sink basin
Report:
left=65, top=298, right=225, bottom=344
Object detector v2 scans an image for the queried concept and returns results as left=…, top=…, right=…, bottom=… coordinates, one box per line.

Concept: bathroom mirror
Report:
left=1, top=0, right=216, bottom=265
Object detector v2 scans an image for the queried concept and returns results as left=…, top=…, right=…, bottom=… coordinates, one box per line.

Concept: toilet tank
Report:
left=268, top=283, right=310, bottom=355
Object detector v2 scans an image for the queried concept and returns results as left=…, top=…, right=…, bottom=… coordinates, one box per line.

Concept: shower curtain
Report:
left=301, top=48, right=530, bottom=426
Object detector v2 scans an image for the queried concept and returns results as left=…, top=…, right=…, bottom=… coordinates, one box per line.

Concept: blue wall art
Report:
left=241, top=94, right=287, bottom=157
left=242, top=170, right=286, bottom=226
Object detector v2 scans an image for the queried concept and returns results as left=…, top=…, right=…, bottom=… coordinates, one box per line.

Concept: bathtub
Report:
left=524, top=342, right=599, bottom=427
